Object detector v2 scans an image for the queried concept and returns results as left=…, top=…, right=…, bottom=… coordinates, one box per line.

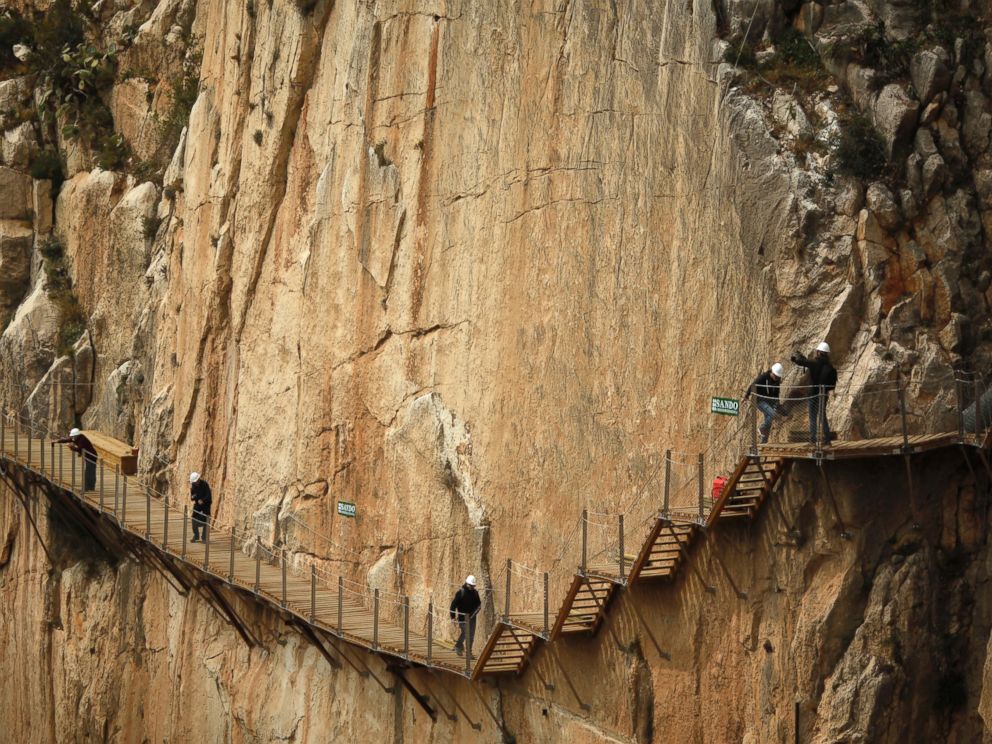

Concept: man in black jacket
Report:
left=449, top=575, right=481, bottom=657
left=791, top=342, right=838, bottom=445
left=189, top=472, right=212, bottom=543
left=744, top=362, right=784, bottom=443
left=55, top=428, right=97, bottom=491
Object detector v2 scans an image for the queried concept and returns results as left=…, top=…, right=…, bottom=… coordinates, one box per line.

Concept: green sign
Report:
left=711, top=397, right=739, bottom=416
left=337, top=500, right=356, bottom=518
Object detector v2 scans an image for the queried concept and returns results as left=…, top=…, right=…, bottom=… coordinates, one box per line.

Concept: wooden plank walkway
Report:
left=0, top=425, right=471, bottom=677
left=758, top=431, right=962, bottom=460
left=0, top=420, right=982, bottom=683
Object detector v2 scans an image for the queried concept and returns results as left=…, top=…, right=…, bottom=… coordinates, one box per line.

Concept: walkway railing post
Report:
left=254, top=549, right=260, bottom=594
left=974, top=379, right=982, bottom=439
left=121, top=472, right=128, bottom=525
left=618, top=514, right=625, bottom=581
left=98, top=460, right=104, bottom=512
left=182, top=506, right=188, bottom=559
left=337, top=576, right=344, bottom=636
left=145, top=484, right=151, bottom=538
left=543, top=572, right=549, bottom=638
left=310, top=566, right=316, bottom=623
left=818, top=386, right=828, bottom=451
left=697, top=453, right=704, bottom=523
left=465, top=620, right=472, bottom=676
left=898, top=377, right=910, bottom=453
left=750, top=400, right=759, bottom=456
left=40, top=430, right=45, bottom=476
left=504, top=558, right=511, bottom=621
left=13, top=415, right=18, bottom=460
left=26, top=419, right=31, bottom=467
left=373, top=588, right=380, bottom=650
left=203, top=519, right=210, bottom=572
left=427, top=600, right=434, bottom=664
left=163, top=498, right=169, bottom=551
left=403, top=595, right=410, bottom=659
left=1, top=412, right=5, bottom=451
left=956, top=378, right=966, bottom=442
left=59, top=443, right=64, bottom=489
left=581, top=509, right=588, bottom=574
left=113, top=463, right=119, bottom=517
left=229, top=529, right=236, bottom=582
left=663, top=449, right=672, bottom=518
left=71, top=447, right=76, bottom=495
left=281, top=551, right=287, bottom=608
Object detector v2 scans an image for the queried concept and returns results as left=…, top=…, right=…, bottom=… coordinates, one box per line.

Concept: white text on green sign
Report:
left=711, top=397, right=739, bottom=416
left=337, top=501, right=356, bottom=518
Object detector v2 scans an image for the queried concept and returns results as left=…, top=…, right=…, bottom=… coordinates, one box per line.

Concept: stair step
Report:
left=737, top=474, right=774, bottom=484
left=727, top=495, right=762, bottom=504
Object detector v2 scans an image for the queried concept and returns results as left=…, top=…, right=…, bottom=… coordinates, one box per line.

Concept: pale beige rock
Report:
left=873, top=84, right=919, bottom=158
left=1, top=1, right=992, bottom=743
left=0, top=167, right=32, bottom=220
left=0, top=220, right=33, bottom=327
left=32, top=179, right=52, bottom=235
left=1, top=122, right=35, bottom=169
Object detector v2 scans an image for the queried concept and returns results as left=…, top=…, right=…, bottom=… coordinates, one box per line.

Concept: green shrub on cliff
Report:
left=832, top=113, right=887, bottom=179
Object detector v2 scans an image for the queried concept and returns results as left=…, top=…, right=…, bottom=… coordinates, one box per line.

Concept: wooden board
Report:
left=84, top=430, right=139, bottom=475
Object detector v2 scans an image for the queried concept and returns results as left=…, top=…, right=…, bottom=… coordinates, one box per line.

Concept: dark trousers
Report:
left=83, top=455, right=96, bottom=491
left=808, top=393, right=831, bottom=444
left=192, top=509, right=209, bottom=541
left=454, top=614, right=477, bottom=655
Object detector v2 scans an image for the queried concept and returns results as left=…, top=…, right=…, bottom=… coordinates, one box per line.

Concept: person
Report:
left=55, top=427, right=97, bottom=491
left=449, top=575, right=481, bottom=657
left=189, top=472, right=212, bottom=543
left=791, top=342, right=838, bottom=445
left=744, top=362, right=785, bottom=443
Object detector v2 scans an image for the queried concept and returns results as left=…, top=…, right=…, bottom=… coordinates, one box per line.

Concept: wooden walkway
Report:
left=0, top=424, right=471, bottom=676
left=0, top=420, right=983, bottom=683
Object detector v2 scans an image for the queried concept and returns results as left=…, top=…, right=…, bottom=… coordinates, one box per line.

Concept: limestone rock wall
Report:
left=0, top=0, right=990, bottom=741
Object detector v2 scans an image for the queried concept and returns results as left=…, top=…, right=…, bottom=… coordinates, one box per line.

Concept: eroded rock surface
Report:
left=0, top=0, right=990, bottom=741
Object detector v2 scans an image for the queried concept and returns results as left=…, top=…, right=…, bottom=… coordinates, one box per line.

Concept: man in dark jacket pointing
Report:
left=450, top=575, right=481, bottom=657
left=792, top=342, right=838, bottom=445
left=55, top=428, right=97, bottom=491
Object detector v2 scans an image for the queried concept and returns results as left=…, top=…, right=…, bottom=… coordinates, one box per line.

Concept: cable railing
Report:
left=1, top=365, right=988, bottom=676
left=572, top=369, right=992, bottom=584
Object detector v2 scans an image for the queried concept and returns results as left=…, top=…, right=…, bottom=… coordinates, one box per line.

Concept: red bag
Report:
left=712, top=476, right=729, bottom=500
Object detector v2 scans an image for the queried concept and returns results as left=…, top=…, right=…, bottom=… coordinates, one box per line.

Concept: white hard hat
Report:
left=771, top=363, right=784, bottom=377
left=465, top=575, right=477, bottom=587
left=69, top=427, right=81, bottom=437
left=189, top=472, right=200, bottom=483
left=816, top=342, right=831, bottom=353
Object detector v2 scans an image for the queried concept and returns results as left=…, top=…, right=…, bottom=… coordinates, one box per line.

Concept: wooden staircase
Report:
left=626, top=519, right=699, bottom=582
left=549, top=573, right=618, bottom=639
left=708, top=455, right=786, bottom=524
left=471, top=621, right=542, bottom=679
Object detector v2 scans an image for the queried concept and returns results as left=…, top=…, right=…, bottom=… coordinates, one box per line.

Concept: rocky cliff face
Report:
left=0, top=0, right=991, bottom=741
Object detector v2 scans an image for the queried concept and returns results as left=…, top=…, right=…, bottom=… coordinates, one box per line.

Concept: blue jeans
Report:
left=809, top=394, right=831, bottom=444
left=756, top=399, right=776, bottom=441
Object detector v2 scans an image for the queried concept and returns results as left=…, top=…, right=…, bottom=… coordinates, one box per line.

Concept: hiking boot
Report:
left=454, top=646, right=463, bottom=656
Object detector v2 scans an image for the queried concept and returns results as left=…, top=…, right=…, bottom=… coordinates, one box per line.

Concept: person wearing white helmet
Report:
left=744, top=362, right=786, bottom=444
left=55, top=427, right=98, bottom=491
left=449, top=574, right=481, bottom=657
left=189, top=471, right=212, bottom=543
left=791, top=341, right=838, bottom=445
